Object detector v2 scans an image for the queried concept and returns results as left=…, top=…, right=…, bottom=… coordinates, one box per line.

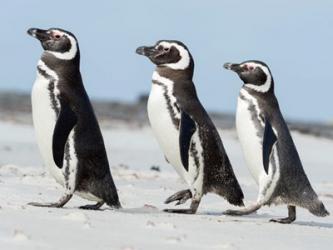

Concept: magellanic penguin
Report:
left=223, top=60, right=329, bottom=223
left=27, top=28, right=120, bottom=209
left=136, top=40, right=244, bottom=214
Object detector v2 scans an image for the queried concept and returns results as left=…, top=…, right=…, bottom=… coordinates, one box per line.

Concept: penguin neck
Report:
left=244, top=77, right=275, bottom=95
left=155, top=64, right=193, bottom=83
left=41, top=52, right=81, bottom=77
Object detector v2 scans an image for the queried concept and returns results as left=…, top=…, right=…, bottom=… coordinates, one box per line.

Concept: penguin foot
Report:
left=269, top=205, right=296, bottom=224
left=28, top=194, right=72, bottom=208
left=164, top=189, right=192, bottom=206
left=269, top=217, right=295, bottom=224
left=224, top=203, right=261, bottom=216
left=79, top=201, right=104, bottom=210
left=163, top=208, right=196, bottom=214
left=164, top=199, right=200, bottom=214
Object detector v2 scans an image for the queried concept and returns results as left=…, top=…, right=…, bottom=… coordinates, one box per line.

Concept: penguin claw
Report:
left=175, top=201, right=182, bottom=206
left=269, top=217, right=295, bottom=224
left=163, top=208, right=196, bottom=214
left=223, top=204, right=262, bottom=216
left=27, top=194, right=72, bottom=208
left=223, top=209, right=245, bottom=216
left=164, top=189, right=192, bottom=205
left=269, top=205, right=296, bottom=224
left=174, top=197, right=189, bottom=206
left=27, top=202, right=64, bottom=208
left=164, top=199, right=200, bottom=214
left=79, top=201, right=104, bottom=210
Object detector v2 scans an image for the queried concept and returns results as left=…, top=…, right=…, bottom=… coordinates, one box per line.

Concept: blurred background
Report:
left=0, top=0, right=332, bottom=122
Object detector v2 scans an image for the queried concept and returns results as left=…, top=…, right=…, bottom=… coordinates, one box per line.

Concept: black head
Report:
left=136, top=40, right=193, bottom=71
left=224, top=60, right=274, bottom=93
left=27, top=27, right=79, bottom=61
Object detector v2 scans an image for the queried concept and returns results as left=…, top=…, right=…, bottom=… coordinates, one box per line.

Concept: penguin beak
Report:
left=27, top=28, right=50, bottom=42
left=223, top=63, right=242, bottom=73
left=136, top=46, right=157, bottom=57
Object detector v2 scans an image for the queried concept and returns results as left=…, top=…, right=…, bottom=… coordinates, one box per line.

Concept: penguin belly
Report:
left=236, top=95, right=265, bottom=185
left=31, top=71, right=65, bottom=186
left=147, top=84, right=189, bottom=183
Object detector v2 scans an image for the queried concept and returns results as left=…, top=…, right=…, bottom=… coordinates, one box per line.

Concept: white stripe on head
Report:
left=244, top=62, right=272, bottom=93
left=158, top=42, right=190, bottom=70
left=46, top=30, right=78, bottom=60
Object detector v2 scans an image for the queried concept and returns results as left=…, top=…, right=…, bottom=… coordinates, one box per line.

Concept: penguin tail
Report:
left=92, top=174, right=121, bottom=209
left=210, top=183, right=245, bottom=207
left=298, top=186, right=330, bottom=217
left=226, top=190, right=245, bottom=207
left=103, top=179, right=122, bottom=209
left=227, top=196, right=245, bottom=207
left=224, top=175, right=245, bottom=207
left=308, top=200, right=330, bottom=217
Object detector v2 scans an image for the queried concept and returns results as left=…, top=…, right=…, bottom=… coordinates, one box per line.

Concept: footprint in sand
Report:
left=212, top=243, right=239, bottom=250
left=121, top=247, right=136, bottom=250
left=146, top=220, right=177, bottom=230
left=13, top=229, right=30, bottom=241
left=165, top=234, right=187, bottom=243
left=62, top=212, right=91, bottom=229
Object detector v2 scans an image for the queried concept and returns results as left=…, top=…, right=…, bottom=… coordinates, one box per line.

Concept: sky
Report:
left=0, top=0, right=332, bottom=122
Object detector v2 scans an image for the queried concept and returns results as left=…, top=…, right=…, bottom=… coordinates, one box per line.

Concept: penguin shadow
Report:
left=114, top=206, right=162, bottom=215
left=203, top=210, right=273, bottom=220
left=205, top=211, right=333, bottom=228
left=292, top=221, right=333, bottom=229
left=205, top=212, right=272, bottom=222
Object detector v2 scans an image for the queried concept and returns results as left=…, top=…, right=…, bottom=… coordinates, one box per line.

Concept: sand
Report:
left=0, top=121, right=332, bottom=250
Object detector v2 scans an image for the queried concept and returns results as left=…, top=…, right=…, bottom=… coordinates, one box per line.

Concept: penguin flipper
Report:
left=179, top=111, right=196, bottom=171
left=52, top=99, right=77, bottom=168
left=262, top=119, right=277, bottom=174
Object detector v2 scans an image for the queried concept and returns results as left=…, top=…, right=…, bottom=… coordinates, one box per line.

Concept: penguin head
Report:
left=224, top=60, right=274, bottom=93
left=136, top=40, right=193, bottom=71
left=27, top=28, right=79, bottom=60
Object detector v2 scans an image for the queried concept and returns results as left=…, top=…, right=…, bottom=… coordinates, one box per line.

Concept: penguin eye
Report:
left=243, top=65, right=254, bottom=71
left=52, top=32, right=62, bottom=39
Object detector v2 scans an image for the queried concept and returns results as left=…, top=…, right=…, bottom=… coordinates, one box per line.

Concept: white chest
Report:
left=236, top=90, right=265, bottom=184
left=147, top=72, right=205, bottom=192
left=147, top=72, right=188, bottom=181
left=32, top=69, right=66, bottom=184
left=148, top=83, right=185, bottom=172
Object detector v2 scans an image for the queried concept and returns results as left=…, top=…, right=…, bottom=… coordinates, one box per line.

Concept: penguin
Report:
left=27, top=27, right=120, bottom=210
left=223, top=60, right=329, bottom=223
left=136, top=40, right=244, bottom=214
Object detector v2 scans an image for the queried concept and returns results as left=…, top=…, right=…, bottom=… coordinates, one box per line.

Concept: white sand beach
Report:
left=0, top=121, right=332, bottom=250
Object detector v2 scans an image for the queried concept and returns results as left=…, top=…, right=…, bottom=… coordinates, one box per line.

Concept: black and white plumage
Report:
left=27, top=28, right=120, bottom=209
left=223, top=60, right=329, bottom=223
left=136, top=40, right=244, bottom=214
